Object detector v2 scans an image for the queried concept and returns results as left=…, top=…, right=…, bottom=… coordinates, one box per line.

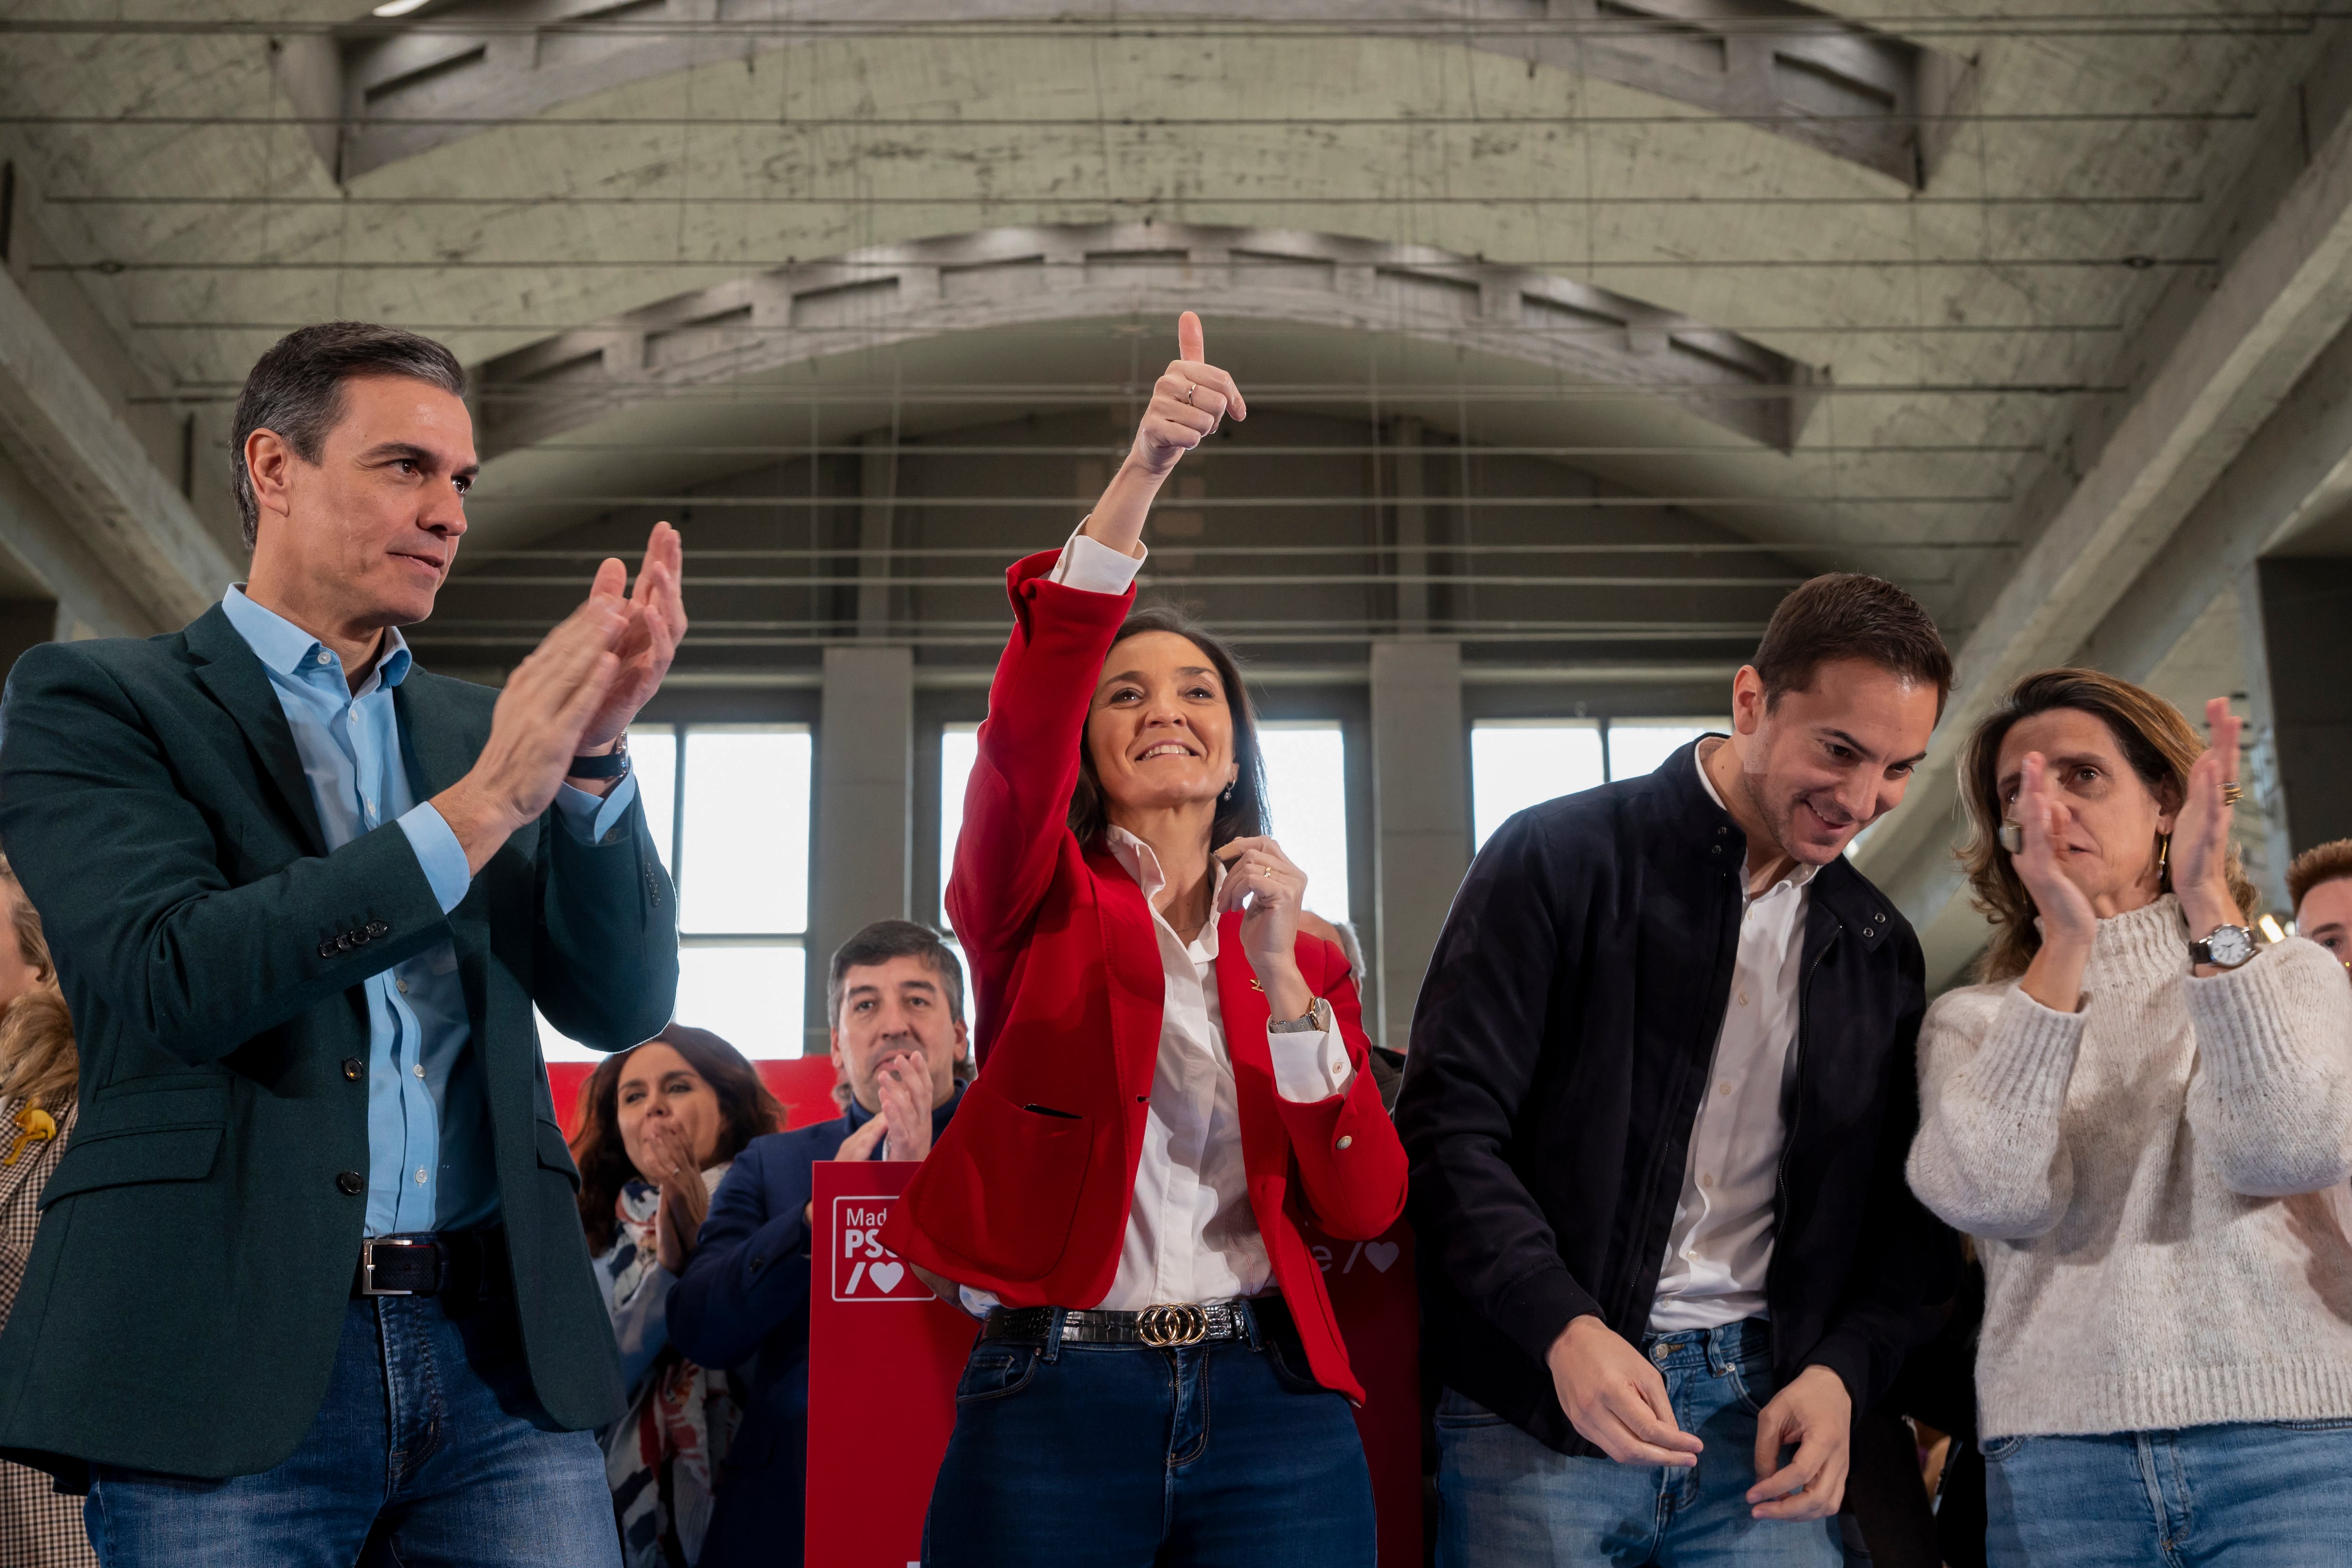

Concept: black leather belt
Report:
left=981, top=1294, right=1293, bottom=1349
left=353, top=1229, right=506, bottom=1299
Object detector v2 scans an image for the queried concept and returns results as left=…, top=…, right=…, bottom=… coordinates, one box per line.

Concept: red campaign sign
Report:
left=804, top=1161, right=1422, bottom=1568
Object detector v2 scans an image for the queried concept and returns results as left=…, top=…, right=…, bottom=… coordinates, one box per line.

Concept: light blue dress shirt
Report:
left=221, top=588, right=640, bottom=1236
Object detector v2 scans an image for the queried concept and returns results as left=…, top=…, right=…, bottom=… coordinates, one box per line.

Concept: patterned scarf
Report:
left=601, top=1178, right=740, bottom=1568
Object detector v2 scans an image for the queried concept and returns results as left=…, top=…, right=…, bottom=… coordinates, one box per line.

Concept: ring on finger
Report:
left=2221, top=781, right=2244, bottom=806
left=1182, top=382, right=1198, bottom=406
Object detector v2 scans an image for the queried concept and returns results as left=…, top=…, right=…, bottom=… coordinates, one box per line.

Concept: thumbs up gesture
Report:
left=1079, top=312, right=1249, bottom=561
left=1129, top=310, right=1248, bottom=479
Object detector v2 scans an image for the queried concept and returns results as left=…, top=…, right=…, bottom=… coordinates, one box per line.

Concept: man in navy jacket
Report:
left=669, top=920, right=968, bottom=1567
left=1398, top=575, right=1963, bottom=1567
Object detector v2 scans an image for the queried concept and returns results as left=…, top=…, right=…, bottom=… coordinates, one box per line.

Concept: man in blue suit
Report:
left=669, top=919, right=969, bottom=1566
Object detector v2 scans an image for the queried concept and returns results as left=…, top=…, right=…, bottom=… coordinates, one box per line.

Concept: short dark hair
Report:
left=827, top=918, right=966, bottom=1028
left=230, top=321, right=467, bottom=549
left=1067, top=603, right=1269, bottom=851
left=2290, top=839, right=2352, bottom=914
left=1752, top=573, right=1953, bottom=716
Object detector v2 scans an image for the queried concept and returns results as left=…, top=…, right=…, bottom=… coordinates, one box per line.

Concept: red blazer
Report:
left=881, top=550, right=1407, bottom=1401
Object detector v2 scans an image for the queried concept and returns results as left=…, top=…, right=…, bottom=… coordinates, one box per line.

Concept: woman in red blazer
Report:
left=882, top=315, right=1407, bottom=1567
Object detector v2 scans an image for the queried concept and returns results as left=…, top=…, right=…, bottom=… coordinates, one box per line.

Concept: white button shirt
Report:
left=1057, top=527, right=1352, bottom=1309
left=1648, top=740, right=1817, bottom=1332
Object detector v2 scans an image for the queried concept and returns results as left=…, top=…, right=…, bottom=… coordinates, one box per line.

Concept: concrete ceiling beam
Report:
left=1850, top=61, right=2352, bottom=987
left=319, top=0, right=1965, bottom=187
left=470, top=223, right=1821, bottom=461
left=0, top=265, right=239, bottom=634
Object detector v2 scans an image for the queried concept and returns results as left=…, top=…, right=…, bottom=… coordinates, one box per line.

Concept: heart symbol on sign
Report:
left=1362, top=1241, right=1400, bottom=1274
left=867, top=1260, right=906, bottom=1294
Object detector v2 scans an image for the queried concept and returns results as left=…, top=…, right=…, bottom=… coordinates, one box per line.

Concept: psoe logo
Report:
left=830, top=1196, right=928, bottom=1303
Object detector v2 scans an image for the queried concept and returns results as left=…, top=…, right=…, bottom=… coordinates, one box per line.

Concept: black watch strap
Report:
left=568, top=748, right=629, bottom=779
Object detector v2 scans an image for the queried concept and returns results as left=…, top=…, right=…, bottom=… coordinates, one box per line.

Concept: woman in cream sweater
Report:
left=1907, top=668, right=2352, bottom=1565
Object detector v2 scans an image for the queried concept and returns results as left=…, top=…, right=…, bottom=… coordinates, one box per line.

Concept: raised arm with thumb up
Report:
left=1080, top=310, right=1247, bottom=561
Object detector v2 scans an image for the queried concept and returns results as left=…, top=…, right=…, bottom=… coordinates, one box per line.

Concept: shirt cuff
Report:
left=1267, top=1025, right=1353, bottom=1103
left=554, top=771, right=641, bottom=846
left=1050, top=522, right=1147, bottom=594
left=396, top=802, right=472, bottom=914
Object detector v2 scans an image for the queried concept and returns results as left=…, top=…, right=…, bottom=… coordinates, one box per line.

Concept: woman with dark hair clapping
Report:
left=568, top=1025, right=782, bottom=1568
left=882, top=313, right=1407, bottom=1568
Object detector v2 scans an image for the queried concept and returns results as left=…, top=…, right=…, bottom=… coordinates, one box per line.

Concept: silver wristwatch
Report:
left=2188, top=923, right=2257, bottom=969
left=1269, top=996, right=1333, bottom=1035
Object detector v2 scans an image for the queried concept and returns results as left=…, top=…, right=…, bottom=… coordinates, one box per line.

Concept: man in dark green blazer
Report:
left=0, top=323, right=684, bottom=1565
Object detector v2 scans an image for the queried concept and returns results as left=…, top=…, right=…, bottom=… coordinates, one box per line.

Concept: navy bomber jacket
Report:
left=1394, top=739, right=1958, bottom=1457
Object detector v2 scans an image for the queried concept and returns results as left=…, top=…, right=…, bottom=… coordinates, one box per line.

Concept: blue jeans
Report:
left=921, top=1305, right=1375, bottom=1567
left=1983, top=1420, right=2352, bottom=1566
left=1435, top=1318, right=1841, bottom=1568
left=84, top=1294, right=619, bottom=1568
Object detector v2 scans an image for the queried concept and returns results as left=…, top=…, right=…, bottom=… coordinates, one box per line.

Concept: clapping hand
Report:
left=874, top=1048, right=937, bottom=1163
left=2008, top=751, right=2098, bottom=949
left=2009, top=750, right=2100, bottom=1013
left=432, top=520, right=687, bottom=871
left=642, top=1120, right=709, bottom=1275
left=2170, top=697, right=2245, bottom=942
left=574, top=521, right=688, bottom=756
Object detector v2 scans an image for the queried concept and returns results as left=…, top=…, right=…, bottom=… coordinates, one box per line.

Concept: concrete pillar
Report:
left=2255, top=557, right=2352, bottom=859
left=1369, top=639, right=1468, bottom=1054
left=809, top=644, right=914, bottom=1051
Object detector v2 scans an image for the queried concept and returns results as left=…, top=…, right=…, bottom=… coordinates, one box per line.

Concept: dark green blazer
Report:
left=0, top=605, right=678, bottom=1483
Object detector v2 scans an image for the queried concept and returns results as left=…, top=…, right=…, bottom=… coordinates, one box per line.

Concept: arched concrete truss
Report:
left=291, top=0, right=1972, bottom=189
left=472, top=222, right=1824, bottom=459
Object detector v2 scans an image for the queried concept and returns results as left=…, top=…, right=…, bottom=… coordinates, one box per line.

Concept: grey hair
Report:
left=229, top=322, right=466, bottom=548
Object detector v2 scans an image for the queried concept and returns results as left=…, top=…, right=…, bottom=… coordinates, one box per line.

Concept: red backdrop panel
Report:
left=547, top=1056, right=842, bottom=1140
left=804, top=1161, right=1422, bottom=1568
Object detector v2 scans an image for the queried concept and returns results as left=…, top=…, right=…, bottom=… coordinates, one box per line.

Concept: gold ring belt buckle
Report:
left=1136, top=1303, right=1209, bottom=1348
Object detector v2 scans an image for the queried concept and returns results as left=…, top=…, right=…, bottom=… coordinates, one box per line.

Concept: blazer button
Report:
left=342, top=1058, right=364, bottom=1082
left=336, top=932, right=358, bottom=952
left=318, top=940, right=339, bottom=959
left=335, top=1170, right=365, bottom=1196
left=365, top=920, right=389, bottom=939
left=1336, top=1135, right=1353, bottom=1150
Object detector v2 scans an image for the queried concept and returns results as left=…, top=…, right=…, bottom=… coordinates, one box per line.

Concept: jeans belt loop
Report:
left=1239, top=1297, right=1263, bottom=1351
left=1042, top=1305, right=1065, bottom=1364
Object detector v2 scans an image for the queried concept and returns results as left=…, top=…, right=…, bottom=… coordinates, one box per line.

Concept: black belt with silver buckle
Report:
left=353, top=1230, right=506, bottom=1299
left=980, top=1294, right=1292, bottom=1349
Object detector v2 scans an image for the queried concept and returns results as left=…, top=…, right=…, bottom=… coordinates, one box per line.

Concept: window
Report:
left=1473, top=721, right=1605, bottom=850
left=538, top=722, right=812, bottom=1062
left=1256, top=722, right=1351, bottom=925
left=1606, top=719, right=1728, bottom=784
left=1471, top=717, right=1732, bottom=849
left=939, top=724, right=980, bottom=931
left=938, top=724, right=981, bottom=1025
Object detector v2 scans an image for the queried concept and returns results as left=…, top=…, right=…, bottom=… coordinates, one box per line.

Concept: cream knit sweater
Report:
left=1908, top=897, right=2352, bottom=1439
